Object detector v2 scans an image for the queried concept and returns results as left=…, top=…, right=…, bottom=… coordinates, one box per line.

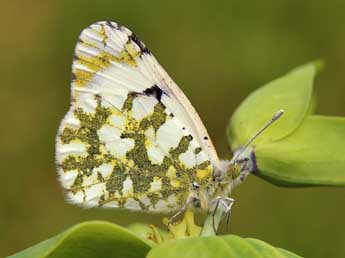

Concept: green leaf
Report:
left=228, top=61, right=322, bottom=149
left=8, top=220, right=302, bottom=258
left=7, top=221, right=151, bottom=258
left=255, top=115, right=345, bottom=186
left=147, top=235, right=302, bottom=258
left=127, top=223, right=168, bottom=245
left=306, top=94, right=317, bottom=115
left=227, top=61, right=345, bottom=186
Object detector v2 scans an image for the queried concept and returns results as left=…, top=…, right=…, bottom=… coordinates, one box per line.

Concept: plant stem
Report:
left=200, top=207, right=224, bottom=236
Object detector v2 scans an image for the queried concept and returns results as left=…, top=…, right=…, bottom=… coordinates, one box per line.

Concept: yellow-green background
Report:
left=1, top=1, right=345, bottom=257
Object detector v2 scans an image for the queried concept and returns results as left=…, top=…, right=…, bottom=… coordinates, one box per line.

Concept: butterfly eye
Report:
left=227, top=164, right=241, bottom=180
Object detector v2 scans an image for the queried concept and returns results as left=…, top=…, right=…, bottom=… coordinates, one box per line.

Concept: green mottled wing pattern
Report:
left=55, top=21, right=217, bottom=212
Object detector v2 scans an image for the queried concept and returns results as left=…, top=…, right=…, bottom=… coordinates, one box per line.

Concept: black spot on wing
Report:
left=106, top=21, right=117, bottom=29
left=143, top=85, right=165, bottom=102
left=194, top=147, right=202, bottom=154
left=128, top=33, right=151, bottom=54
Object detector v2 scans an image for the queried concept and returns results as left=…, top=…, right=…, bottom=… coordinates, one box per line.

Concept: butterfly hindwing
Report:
left=56, top=21, right=216, bottom=212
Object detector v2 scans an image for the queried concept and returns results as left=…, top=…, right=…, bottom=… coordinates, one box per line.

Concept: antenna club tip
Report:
left=272, top=109, right=284, bottom=120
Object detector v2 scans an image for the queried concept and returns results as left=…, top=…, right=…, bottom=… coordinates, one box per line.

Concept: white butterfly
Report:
left=55, top=21, right=281, bottom=220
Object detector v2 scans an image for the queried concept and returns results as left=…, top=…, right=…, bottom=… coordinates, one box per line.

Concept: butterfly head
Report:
left=227, top=162, right=241, bottom=180
left=224, top=153, right=253, bottom=184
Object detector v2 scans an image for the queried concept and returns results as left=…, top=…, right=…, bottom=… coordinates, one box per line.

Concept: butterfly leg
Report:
left=211, top=196, right=235, bottom=231
left=168, top=196, right=193, bottom=224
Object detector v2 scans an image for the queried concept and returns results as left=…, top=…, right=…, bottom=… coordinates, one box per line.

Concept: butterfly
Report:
left=55, top=21, right=282, bottom=220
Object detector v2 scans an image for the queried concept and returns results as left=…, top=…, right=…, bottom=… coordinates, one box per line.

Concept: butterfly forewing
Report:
left=56, top=21, right=218, bottom=212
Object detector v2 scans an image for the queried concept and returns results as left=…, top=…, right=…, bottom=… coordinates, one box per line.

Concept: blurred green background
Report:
left=1, top=1, right=345, bottom=257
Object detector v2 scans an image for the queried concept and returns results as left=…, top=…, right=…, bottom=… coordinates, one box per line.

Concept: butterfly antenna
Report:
left=232, top=109, right=284, bottom=163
